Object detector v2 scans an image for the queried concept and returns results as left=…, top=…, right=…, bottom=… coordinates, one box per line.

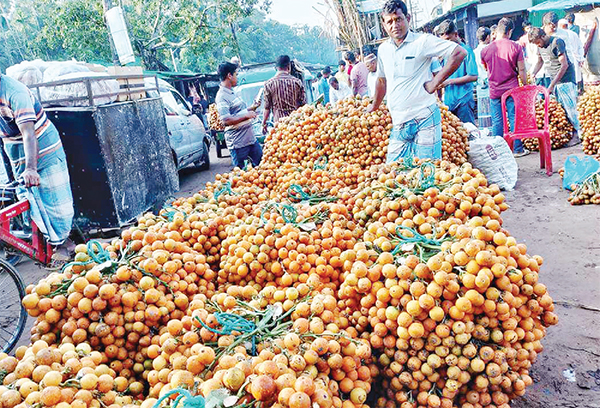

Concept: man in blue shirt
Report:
left=318, top=66, right=332, bottom=104
left=438, top=19, right=478, bottom=124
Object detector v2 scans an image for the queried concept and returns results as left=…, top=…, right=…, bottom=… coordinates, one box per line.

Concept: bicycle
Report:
left=0, top=180, right=54, bottom=353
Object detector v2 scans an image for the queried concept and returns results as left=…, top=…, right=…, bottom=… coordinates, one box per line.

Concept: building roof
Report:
left=418, top=0, right=480, bottom=29
left=357, top=0, right=384, bottom=14
left=528, top=0, right=600, bottom=11
left=450, top=0, right=479, bottom=12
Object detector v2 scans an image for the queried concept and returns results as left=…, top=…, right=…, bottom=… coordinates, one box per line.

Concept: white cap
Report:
left=364, top=54, right=377, bottom=63
left=558, top=19, right=569, bottom=29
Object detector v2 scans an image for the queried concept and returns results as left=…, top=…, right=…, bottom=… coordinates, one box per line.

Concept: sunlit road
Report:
left=177, top=145, right=234, bottom=198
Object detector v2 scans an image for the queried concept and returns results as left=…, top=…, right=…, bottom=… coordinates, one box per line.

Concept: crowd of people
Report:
left=215, top=3, right=595, bottom=169
left=307, top=8, right=595, bottom=163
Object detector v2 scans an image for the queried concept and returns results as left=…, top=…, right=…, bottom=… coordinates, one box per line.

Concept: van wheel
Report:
left=172, top=150, right=179, bottom=170
left=196, top=140, right=210, bottom=171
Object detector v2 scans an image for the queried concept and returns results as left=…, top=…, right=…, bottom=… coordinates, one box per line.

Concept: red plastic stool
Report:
left=501, top=85, right=552, bottom=176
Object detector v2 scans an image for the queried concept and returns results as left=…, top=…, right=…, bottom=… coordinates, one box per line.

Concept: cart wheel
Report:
left=0, top=258, right=27, bottom=353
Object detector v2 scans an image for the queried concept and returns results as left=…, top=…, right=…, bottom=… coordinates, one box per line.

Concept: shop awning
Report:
left=528, top=0, right=600, bottom=11
left=478, top=0, right=532, bottom=18
left=450, top=0, right=479, bottom=12
left=357, top=0, right=384, bottom=14
left=417, top=0, right=478, bottom=29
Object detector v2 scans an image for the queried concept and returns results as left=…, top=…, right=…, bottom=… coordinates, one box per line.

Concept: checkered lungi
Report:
left=387, top=104, right=442, bottom=164
left=477, top=81, right=492, bottom=131
left=555, top=82, right=580, bottom=132
left=5, top=126, right=74, bottom=245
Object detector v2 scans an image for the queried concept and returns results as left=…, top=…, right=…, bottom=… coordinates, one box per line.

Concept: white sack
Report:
left=468, top=136, right=518, bottom=191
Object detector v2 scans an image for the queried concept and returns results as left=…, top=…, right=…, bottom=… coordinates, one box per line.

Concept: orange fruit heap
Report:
left=439, top=106, right=469, bottom=165
left=262, top=98, right=391, bottom=168
left=208, top=104, right=224, bottom=131
left=578, top=86, right=600, bottom=155
left=523, top=98, right=574, bottom=151
left=2, top=115, right=556, bottom=408
left=263, top=97, right=469, bottom=168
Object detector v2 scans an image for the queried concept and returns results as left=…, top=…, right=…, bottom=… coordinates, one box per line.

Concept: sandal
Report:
left=46, top=248, right=73, bottom=271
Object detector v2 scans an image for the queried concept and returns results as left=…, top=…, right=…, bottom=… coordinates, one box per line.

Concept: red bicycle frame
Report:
left=0, top=198, right=53, bottom=264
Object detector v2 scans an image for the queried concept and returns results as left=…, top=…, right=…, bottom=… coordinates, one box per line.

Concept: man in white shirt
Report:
left=474, top=27, right=490, bottom=83
left=367, top=0, right=466, bottom=163
left=558, top=18, right=585, bottom=91
left=519, top=21, right=547, bottom=85
left=365, top=53, right=378, bottom=97
left=329, top=77, right=352, bottom=104
left=473, top=26, right=492, bottom=131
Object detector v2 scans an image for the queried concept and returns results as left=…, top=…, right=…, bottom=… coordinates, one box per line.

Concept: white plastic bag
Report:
left=577, top=11, right=600, bottom=80
left=6, top=61, right=43, bottom=86
left=468, top=136, right=518, bottom=191
left=40, top=70, right=120, bottom=107
left=42, top=62, right=89, bottom=82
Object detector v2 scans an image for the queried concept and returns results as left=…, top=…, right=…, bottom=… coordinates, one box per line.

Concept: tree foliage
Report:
left=0, top=0, right=336, bottom=73
left=236, top=11, right=336, bottom=66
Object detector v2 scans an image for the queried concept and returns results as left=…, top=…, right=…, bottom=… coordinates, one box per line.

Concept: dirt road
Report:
left=502, top=147, right=600, bottom=408
left=10, top=145, right=600, bottom=407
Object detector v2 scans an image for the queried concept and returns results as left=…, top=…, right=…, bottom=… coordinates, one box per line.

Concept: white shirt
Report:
left=377, top=31, right=458, bottom=125
left=554, top=28, right=585, bottom=82
left=367, top=71, right=378, bottom=97
left=527, top=42, right=545, bottom=78
left=473, top=43, right=488, bottom=86
left=330, top=81, right=352, bottom=104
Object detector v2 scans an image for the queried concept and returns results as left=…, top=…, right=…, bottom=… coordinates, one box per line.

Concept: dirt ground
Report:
left=502, top=146, right=600, bottom=408
left=9, top=145, right=600, bottom=408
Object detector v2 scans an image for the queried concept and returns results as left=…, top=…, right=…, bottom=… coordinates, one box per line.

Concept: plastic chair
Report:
left=501, top=85, right=552, bottom=176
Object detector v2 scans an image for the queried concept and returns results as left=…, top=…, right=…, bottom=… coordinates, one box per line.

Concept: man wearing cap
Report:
left=364, top=53, right=378, bottom=98
left=437, top=19, right=478, bottom=124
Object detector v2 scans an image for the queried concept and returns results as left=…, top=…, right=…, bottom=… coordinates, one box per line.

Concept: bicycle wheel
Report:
left=0, top=258, right=26, bottom=353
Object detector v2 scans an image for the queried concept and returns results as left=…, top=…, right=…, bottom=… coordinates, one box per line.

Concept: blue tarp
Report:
left=528, top=0, right=599, bottom=11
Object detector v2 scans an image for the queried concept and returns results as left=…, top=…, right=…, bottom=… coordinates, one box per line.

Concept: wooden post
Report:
left=465, top=6, right=478, bottom=50
left=230, top=22, right=242, bottom=64
left=170, top=49, right=179, bottom=72
left=85, top=79, right=94, bottom=106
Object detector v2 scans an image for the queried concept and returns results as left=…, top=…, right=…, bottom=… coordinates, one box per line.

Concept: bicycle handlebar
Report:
left=0, top=179, right=24, bottom=189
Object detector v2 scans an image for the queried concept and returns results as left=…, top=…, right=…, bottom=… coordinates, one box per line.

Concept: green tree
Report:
left=1, top=0, right=111, bottom=70
left=0, top=0, right=336, bottom=74
left=44, top=0, right=112, bottom=64
left=236, top=10, right=337, bottom=67
left=124, top=0, right=265, bottom=70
